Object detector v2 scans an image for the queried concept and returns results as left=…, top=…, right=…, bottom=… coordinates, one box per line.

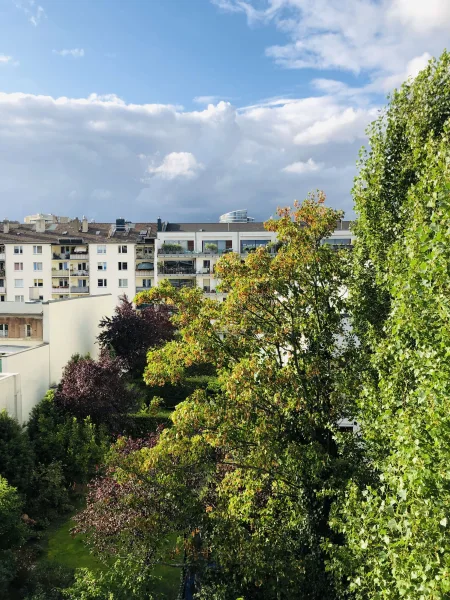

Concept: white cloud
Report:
left=0, top=91, right=366, bottom=221
left=0, top=55, right=19, bottom=66
left=53, top=48, right=85, bottom=58
left=282, top=158, right=322, bottom=174
left=147, top=152, right=204, bottom=180
left=14, top=1, right=46, bottom=26
left=194, top=96, right=222, bottom=104
left=212, top=0, right=448, bottom=94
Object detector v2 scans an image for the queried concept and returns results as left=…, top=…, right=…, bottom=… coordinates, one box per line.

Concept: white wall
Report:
left=5, top=243, right=52, bottom=302
left=0, top=373, right=21, bottom=421
left=2, top=344, right=50, bottom=421
left=89, top=243, right=136, bottom=302
left=43, top=293, right=116, bottom=385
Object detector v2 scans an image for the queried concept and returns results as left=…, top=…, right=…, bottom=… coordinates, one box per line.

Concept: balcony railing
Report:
left=158, top=268, right=196, bottom=276
left=0, top=286, right=5, bottom=293
left=52, top=287, right=69, bottom=294
left=70, top=253, right=89, bottom=260
left=136, top=269, right=154, bottom=276
left=158, top=248, right=235, bottom=257
left=52, top=269, right=70, bottom=276
left=136, top=286, right=152, bottom=292
left=70, top=286, right=89, bottom=294
left=70, top=270, right=89, bottom=277
left=0, top=269, right=5, bottom=277
left=0, top=253, right=5, bottom=261
left=136, top=250, right=154, bottom=258
left=53, top=253, right=70, bottom=260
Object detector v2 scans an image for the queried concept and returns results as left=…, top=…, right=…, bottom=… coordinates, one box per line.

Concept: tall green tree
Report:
left=76, top=195, right=361, bottom=599
left=0, top=476, right=26, bottom=594
left=330, top=51, right=450, bottom=599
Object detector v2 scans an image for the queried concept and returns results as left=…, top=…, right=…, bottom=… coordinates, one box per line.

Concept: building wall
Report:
left=0, top=373, right=21, bottom=421
left=89, top=242, right=136, bottom=302
left=43, top=293, right=116, bottom=385
left=2, top=344, right=50, bottom=421
left=5, top=243, right=52, bottom=303
left=0, top=315, right=42, bottom=340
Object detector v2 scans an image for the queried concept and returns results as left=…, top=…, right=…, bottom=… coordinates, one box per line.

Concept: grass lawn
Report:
left=44, top=514, right=181, bottom=598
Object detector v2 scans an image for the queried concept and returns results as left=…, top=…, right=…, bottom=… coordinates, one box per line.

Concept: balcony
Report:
left=52, top=269, right=70, bottom=277
left=136, top=286, right=152, bottom=292
left=52, top=287, right=69, bottom=294
left=0, top=270, right=5, bottom=277
left=136, top=269, right=154, bottom=277
left=70, top=270, right=89, bottom=277
left=53, top=253, right=70, bottom=260
left=0, top=253, right=5, bottom=261
left=0, top=286, right=5, bottom=293
left=70, top=286, right=89, bottom=294
left=136, top=250, right=154, bottom=259
left=70, top=253, right=89, bottom=260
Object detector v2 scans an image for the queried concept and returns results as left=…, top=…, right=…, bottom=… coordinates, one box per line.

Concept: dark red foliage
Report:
left=98, top=295, right=175, bottom=375
left=54, top=351, right=138, bottom=426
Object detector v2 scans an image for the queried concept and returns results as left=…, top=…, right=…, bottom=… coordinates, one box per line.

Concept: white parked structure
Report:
left=0, top=294, right=115, bottom=423
left=0, top=214, right=355, bottom=304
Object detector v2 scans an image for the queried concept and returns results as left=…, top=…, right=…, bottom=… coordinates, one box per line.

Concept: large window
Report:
left=98, top=279, right=107, bottom=287
left=119, top=279, right=128, bottom=288
left=14, top=262, right=23, bottom=271
left=33, top=279, right=43, bottom=287
left=14, top=246, right=23, bottom=254
left=33, top=262, right=43, bottom=271
left=14, top=279, right=24, bottom=288
left=14, top=295, right=24, bottom=302
left=97, top=245, right=106, bottom=254
left=118, top=262, right=128, bottom=271
left=141, top=279, right=152, bottom=288
left=202, top=240, right=233, bottom=253
left=0, top=324, right=8, bottom=337
left=33, top=245, right=42, bottom=254
left=169, top=279, right=195, bottom=289
left=97, top=262, right=107, bottom=271
left=118, top=245, right=128, bottom=254
left=240, top=240, right=270, bottom=253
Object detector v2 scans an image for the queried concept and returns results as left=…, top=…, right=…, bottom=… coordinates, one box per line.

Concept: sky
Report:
left=0, top=0, right=449, bottom=223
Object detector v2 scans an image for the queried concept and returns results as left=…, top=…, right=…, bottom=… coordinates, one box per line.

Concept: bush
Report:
left=120, top=414, right=171, bottom=438
left=20, top=561, right=74, bottom=600
left=0, top=476, right=26, bottom=594
left=26, top=462, right=73, bottom=524
left=0, top=410, right=34, bottom=495
left=27, top=392, right=108, bottom=486
left=140, top=375, right=219, bottom=409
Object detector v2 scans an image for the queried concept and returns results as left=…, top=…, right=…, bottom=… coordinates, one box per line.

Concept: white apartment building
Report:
left=0, top=215, right=354, bottom=304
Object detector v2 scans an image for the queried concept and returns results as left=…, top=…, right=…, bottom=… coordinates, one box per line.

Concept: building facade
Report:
left=0, top=215, right=354, bottom=305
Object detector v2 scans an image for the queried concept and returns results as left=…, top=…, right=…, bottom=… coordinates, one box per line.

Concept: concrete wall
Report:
left=43, top=293, right=116, bottom=385
left=0, top=373, right=21, bottom=421
left=2, top=344, right=49, bottom=421
left=89, top=243, right=136, bottom=302
left=5, top=243, right=52, bottom=302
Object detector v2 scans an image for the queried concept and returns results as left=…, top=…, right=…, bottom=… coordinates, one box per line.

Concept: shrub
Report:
left=0, top=410, right=34, bottom=495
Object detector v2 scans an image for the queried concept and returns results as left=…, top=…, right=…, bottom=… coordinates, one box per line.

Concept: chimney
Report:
left=73, top=217, right=80, bottom=231
left=157, top=217, right=162, bottom=232
left=82, top=216, right=88, bottom=233
left=3, top=220, right=9, bottom=234
left=35, top=218, right=46, bottom=233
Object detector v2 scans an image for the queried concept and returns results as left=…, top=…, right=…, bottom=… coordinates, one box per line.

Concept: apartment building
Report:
left=0, top=213, right=354, bottom=304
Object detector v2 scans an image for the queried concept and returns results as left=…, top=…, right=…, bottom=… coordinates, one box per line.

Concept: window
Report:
left=98, top=279, right=107, bottom=287
left=25, top=324, right=31, bottom=337
left=119, top=279, right=128, bottom=288
left=33, top=262, right=43, bottom=271
left=14, top=246, right=23, bottom=254
left=33, top=245, right=42, bottom=254
left=14, top=279, right=24, bottom=288
left=142, top=279, right=152, bottom=288
left=14, top=295, right=24, bottom=302
left=97, top=245, right=106, bottom=254
left=203, top=278, right=211, bottom=293
left=0, top=296, right=5, bottom=302
left=78, top=279, right=88, bottom=288
left=118, top=245, right=128, bottom=254
left=33, top=279, right=43, bottom=287
left=0, top=324, right=8, bottom=337
left=202, top=240, right=233, bottom=253
left=14, top=262, right=23, bottom=271
left=118, top=262, right=128, bottom=271
left=240, top=240, right=270, bottom=253
left=97, top=262, right=107, bottom=271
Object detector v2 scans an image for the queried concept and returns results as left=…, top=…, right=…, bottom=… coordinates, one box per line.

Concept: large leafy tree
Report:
left=0, top=410, right=34, bottom=495
left=329, top=51, right=450, bottom=599
left=88, top=195, right=361, bottom=599
left=0, top=476, right=26, bottom=594
left=54, top=353, right=138, bottom=428
left=98, top=296, right=174, bottom=375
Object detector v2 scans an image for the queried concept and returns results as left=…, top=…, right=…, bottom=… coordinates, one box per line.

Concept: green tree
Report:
left=106, top=195, right=360, bottom=599
left=330, top=51, right=450, bottom=599
left=0, top=476, right=26, bottom=594
left=0, top=410, right=34, bottom=495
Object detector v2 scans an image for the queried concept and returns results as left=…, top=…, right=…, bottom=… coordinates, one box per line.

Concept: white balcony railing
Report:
left=70, top=286, right=89, bottom=294
left=0, top=253, right=5, bottom=260
left=52, top=269, right=70, bottom=277
left=0, top=286, right=5, bottom=293
left=52, top=288, right=69, bottom=294
left=70, top=253, right=89, bottom=260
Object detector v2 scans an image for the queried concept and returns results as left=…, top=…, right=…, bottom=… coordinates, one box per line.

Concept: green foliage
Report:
left=0, top=476, right=26, bottom=594
left=0, top=409, right=34, bottom=495
left=27, top=462, right=73, bottom=524
left=20, top=561, right=74, bottom=600
left=330, top=50, right=450, bottom=599
left=130, top=195, right=363, bottom=599
left=141, top=374, right=219, bottom=408
left=27, top=391, right=108, bottom=485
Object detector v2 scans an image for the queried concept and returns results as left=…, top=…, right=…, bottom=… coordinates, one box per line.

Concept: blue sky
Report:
left=0, top=0, right=448, bottom=222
